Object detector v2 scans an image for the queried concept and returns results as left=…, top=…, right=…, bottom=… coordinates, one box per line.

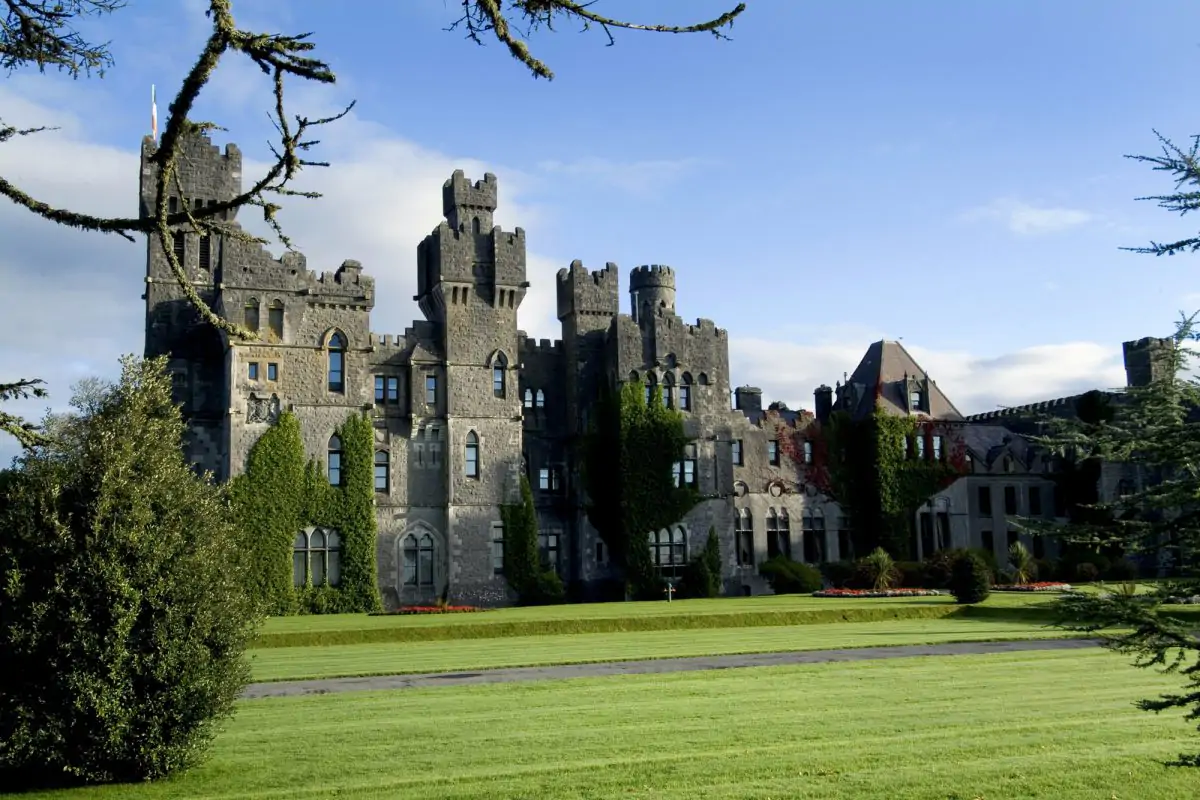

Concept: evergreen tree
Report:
left=0, top=356, right=256, bottom=787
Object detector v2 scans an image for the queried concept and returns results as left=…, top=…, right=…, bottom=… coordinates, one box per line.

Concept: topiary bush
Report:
left=820, top=560, right=856, bottom=589
left=950, top=551, right=992, bottom=604
left=759, top=557, right=823, bottom=594
left=894, top=560, right=925, bottom=588
left=0, top=357, right=257, bottom=788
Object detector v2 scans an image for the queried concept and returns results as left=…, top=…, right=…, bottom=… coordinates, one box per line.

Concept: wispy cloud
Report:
left=536, top=156, right=708, bottom=196
left=961, top=198, right=1093, bottom=235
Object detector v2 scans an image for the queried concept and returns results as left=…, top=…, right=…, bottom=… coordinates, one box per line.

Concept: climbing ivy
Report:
left=582, top=381, right=700, bottom=599
left=229, top=411, right=381, bottom=615
left=770, top=408, right=968, bottom=558
left=499, top=474, right=564, bottom=605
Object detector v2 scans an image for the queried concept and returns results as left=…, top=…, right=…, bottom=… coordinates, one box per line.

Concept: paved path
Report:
left=241, top=637, right=1101, bottom=699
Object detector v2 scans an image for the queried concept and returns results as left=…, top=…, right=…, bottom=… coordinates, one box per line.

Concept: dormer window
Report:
left=909, top=389, right=922, bottom=411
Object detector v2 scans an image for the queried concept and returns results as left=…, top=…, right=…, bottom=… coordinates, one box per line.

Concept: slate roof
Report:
left=842, top=340, right=963, bottom=421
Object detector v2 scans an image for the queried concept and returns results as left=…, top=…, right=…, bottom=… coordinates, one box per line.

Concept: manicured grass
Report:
left=253, top=593, right=1064, bottom=647
left=248, top=617, right=1085, bottom=681
left=23, top=649, right=1198, bottom=799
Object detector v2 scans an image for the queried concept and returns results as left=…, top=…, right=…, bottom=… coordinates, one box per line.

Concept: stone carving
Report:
left=246, top=393, right=280, bottom=424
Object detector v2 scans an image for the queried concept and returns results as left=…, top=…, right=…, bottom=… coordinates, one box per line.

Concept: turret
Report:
left=1123, top=336, right=1176, bottom=388
left=442, top=169, right=498, bottom=232
left=556, top=260, right=620, bottom=329
left=814, top=384, right=833, bottom=423
left=629, top=264, right=676, bottom=324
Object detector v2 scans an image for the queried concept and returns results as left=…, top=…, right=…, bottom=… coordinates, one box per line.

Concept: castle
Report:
left=143, top=134, right=1173, bottom=607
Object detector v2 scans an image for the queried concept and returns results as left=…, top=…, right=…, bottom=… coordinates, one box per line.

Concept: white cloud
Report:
left=962, top=198, right=1093, bottom=235
left=730, top=335, right=1126, bottom=417
left=536, top=156, right=708, bottom=196
left=0, top=79, right=1127, bottom=467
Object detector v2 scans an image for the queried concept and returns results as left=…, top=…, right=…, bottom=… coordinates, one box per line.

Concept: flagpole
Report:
left=151, top=84, right=158, bottom=141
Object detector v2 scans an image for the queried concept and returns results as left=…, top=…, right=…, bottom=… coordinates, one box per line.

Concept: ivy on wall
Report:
left=769, top=407, right=969, bottom=558
left=500, top=474, right=565, bottom=605
left=582, top=381, right=700, bottom=599
left=229, top=411, right=381, bottom=615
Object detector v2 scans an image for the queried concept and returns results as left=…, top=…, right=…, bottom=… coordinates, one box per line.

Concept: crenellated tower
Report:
left=140, top=132, right=241, bottom=479
left=629, top=264, right=676, bottom=325
left=415, top=170, right=528, bottom=597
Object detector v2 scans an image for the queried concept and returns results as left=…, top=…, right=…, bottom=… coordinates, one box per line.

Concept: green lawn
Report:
left=24, top=649, right=1198, bottom=799
left=249, top=617, right=1084, bottom=681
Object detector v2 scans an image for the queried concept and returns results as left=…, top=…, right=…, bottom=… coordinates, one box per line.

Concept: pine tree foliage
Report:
left=0, top=0, right=744, bottom=449
left=1011, top=262, right=1200, bottom=760
left=0, top=356, right=256, bottom=787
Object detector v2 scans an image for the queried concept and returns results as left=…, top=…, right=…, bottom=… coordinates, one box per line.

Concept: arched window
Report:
left=650, top=528, right=688, bottom=566
left=698, top=373, right=710, bottom=386
left=679, top=373, right=693, bottom=411
left=328, top=435, right=342, bottom=486
left=268, top=300, right=285, bottom=339
left=645, top=373, right=657, bottom=406
left=465, top=431, right=480, bottom=478
left=374, top=450, right=390, bottom=493
left=327, top=331, right=346, bottom=393
left=523, top=388, right=534, bottom=409
left=293, top=528, right=341, bottom=587
left=803, top=509, right=825, bottom=563
left=535, top=389, right=545, bottom=409
left=493, top=353, right=507, bottom=398
left=244, top=298, right=260, bottom=332
left=661, top=372, right=675, bottom=408
left=736, top=508, right=754, bottom=566
left=402, top=533, right=435, bottom=587
left=778, top=510, right=792, bottom=559
left=472, top=216, right=481, bottom=234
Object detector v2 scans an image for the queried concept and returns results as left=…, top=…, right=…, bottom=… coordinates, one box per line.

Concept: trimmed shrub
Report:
left=759, top=557, right=824, bottom=594
left=820, top=560, right=856, bottom=589
left=895, top=560, right=925, bottom=588
left=950, top=551, right=992, bottom=604
left=0, top=357, right=256, bottom=787
left=1033, top=558, right=1056, bottom=583
left=526, top=569, right=566, bottom=606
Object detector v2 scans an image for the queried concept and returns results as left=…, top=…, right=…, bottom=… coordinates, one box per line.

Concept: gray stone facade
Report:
left=141, top=133, right=1164, bottom=607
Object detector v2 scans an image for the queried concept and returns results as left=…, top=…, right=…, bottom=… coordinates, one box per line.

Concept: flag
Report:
left=151, top=85, right=158, bottom=140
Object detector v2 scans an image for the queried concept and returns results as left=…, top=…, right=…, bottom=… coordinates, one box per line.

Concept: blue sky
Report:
left=3, top=0, right=1200, bottom=465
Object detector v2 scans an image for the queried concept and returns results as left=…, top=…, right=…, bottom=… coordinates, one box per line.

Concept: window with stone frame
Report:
left=172, top=231, right=186, bottom=264
left=535, top=389, right=545, bottom=409
left=464, top=431, right=480, bottom=478
left=802, top=509, right=825, bottom=563
left=248, top=362, right=259, bottom=380
left=650, top=527, right=687, bottom=568
left=932, top=435, right=943, bottom=461
left=539, top=530, right=561, bottom=572
left=425, top=374, right=438, bottom=406
left=491, top=523, right=505, bottom=575
left=327, top=331, right=346, bottom=393
left=768, top=440, right=780, bottom=466
left=538, top=466, right=562, bottom=493
left=802, top=440, right=813, bottom=464
left=374, top=450, right=389, bottom=493
left=403, top=533, right=435, bottom=586
left=732, top=439, right=743, bottom=466
left=198, top=234, right=212, bottom=270
left=268, top=300, right=284, bottom=340
left=1028, top=485, right=1043, bottom=516
left=293, top=528, right=341, bottom=587
left=267, top=363, right=278, bottom=381
left=523, top=387, right=534, bottom=409
left=673, top=444, right=698, bottom=489
left=492, top=353, right=507, bottom=398
left=916, top=434, right=926, bottom=460
left=679, top=372, right=693, bottom=411
left=767, top=508, right=791, bottom=560
left=244, top=298, right=260, bottom=332
left=735, top=508, right=754, bottom=566
left=1004, top=485, right=1018, bottom=515
left=661, top=372, right=674, bottom=408
left=327, top=435, right=342, bottom=486
left=977, top=485, right=992, bottom=516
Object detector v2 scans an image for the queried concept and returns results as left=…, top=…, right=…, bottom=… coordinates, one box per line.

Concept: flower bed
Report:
left=812, top=588, right=944, bottom=598
left=387, top=605, right=488, bottom=615
left=992, top=582, right=1072, bottom=593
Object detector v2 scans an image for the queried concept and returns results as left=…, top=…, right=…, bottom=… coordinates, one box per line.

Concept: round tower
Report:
left=629, top=264, right=676, bottom=324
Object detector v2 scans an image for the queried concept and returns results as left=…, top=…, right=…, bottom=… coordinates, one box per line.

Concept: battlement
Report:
left=443, top=170, right=498, bottom=218
left=963, top=395, right=1079, bottom=422
left=139, top=132, right=243, bottom=220
left=521, top=337, right=564, bottom=357
left=629, top=264, right=676, bottom=292
left=307, top=259, right=373, bottom=301
left=373, top=333, right=409, bottom=349
left=682, top=317, right=727, bottom=338
left=556, top=259, right=621, bottom=322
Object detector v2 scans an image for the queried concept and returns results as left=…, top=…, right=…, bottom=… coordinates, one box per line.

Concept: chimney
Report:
left=814, top=384, right=833, bottom=423
left=733, top=386, right=762, bottom=415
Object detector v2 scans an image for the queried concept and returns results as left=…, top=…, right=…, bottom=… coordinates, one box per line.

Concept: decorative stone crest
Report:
left=246, top=393, right=281, bottom=424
